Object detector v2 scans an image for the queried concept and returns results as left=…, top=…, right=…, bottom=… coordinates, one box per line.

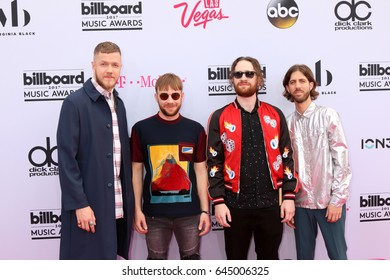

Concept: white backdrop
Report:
left=0, top=0, right=389, bottom=260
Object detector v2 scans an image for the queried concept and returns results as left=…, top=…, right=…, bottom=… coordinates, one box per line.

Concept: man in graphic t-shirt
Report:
left=131, top=73, right=211, bottom=260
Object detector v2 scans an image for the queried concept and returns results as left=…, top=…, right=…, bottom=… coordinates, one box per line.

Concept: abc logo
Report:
left=267, top=0, right=299, bottom=29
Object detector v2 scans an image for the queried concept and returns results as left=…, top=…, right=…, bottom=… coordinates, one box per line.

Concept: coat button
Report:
left=107, top=183, right=113, bottom=188
left=107, top=124, right=111, bottom=128
left=107, top=153, right=112, bottom=158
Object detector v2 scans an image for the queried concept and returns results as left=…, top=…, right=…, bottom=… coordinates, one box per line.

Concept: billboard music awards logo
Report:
left=358, top=62, right=390, bottom=92
left=334, top=0, right=373, bottom=31
left=81, top=0, right=143, bottom=31
left=173, top=0, right=229, bottom=29
left=359, top=193, right=390, bottom=222
left=28, top=137, right=58, bottom=177
left=23, top=69, right=84, bottom=102
left=0, top=0, right=36, bottom=37
left=267, top=0, right=299, bottom=29
left=30, top=209, right=61, bottom=240
left=207, top=65, right=267, bottom=96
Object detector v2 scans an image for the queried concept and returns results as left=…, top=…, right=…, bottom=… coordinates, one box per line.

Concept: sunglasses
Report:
left=232, top=71, right=256, bottom=79
left=159, top=92, right=181, bottom=101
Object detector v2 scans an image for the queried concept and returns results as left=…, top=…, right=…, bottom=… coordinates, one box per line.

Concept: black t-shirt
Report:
left=131, top=114, right=206, bottom=217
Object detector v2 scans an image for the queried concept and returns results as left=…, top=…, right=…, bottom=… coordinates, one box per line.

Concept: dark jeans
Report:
left=145, top=215, right=201, bottom=260
left=224, top=206, right=283, bottom=260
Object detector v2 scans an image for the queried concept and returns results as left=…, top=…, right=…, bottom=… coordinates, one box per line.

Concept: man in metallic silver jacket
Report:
left=282, top=64, right=352, bottom=260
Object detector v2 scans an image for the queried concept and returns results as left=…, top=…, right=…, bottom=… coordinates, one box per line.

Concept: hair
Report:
left=155, top=73, right=183, bottom=92
left=282, top=64, right=319, bottom=102
left=93, top=41, right=121, bottom=57
left=229, top=56, right=264, bottom=87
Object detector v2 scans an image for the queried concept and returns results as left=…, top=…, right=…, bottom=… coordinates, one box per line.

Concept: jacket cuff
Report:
left=283, top=192, right=296, bottom=200
left=212, top=197, right=225, bottom=205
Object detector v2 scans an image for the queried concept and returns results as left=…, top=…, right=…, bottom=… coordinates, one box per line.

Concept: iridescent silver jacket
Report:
left=286, top=102, right=352, bottom=209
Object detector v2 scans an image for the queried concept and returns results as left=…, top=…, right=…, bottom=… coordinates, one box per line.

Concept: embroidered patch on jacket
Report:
left=225, top=139, right=235, bottom=152
left=284, top=167, right=293, bottom=179
left=210, top=166, right=219, bottom=177
left=283, top=147, right=289, bottom=158
left=209, top=147, right=217, bottom=157
left=264, top=115, right=277, bottom=128
left=270, top=135, right=279, bottom=150
left=225, top=165, right=235, bottom=179
left=273, top=155, right=282, bottom=171
left=224, top=121, right=236, bottom=132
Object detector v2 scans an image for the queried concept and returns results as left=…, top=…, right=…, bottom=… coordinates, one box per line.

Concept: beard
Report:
left=234, top=82, right=258, bottom=98
left=159, top=104, right=181, bottom=118
left=292, top=90, right=310, bottom=104
left=95, top=74, right=116, bottom=92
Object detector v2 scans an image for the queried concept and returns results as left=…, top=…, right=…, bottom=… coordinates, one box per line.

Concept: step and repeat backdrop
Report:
left=0, top=0, right=389, bottom=260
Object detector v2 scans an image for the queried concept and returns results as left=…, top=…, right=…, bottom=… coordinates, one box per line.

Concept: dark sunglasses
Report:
left=232, top=71, right=256, bottom=79
left=159, top=92, right=181, bottom=101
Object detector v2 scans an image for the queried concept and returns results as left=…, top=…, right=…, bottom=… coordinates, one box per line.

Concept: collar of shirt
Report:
left=235, top=97, right=259, bottom=114
left=295, top=101, right=317, bottom=119
left=91, top=78, right=113, bottom=100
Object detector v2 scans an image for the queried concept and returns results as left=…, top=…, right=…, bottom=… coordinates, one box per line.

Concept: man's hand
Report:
left=198, top=212, right=211, bottom=236
left=326, top=204, right=343, bottom=222
left=76, top=206, right=96, bottom=233
left=134, top=210, right=148, bottom=234
left=280, top=200, right=295, bottom=228
left=215, top=204, right=231, bottom=228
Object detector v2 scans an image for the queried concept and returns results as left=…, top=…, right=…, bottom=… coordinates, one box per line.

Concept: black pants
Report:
left=224, top=206, right=283, bottom=260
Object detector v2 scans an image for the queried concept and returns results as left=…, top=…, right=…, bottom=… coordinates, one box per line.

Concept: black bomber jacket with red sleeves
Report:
left=206, top=99, right=299, bottom=205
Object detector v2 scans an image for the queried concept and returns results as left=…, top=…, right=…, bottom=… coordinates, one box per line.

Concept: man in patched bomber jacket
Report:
left=207, top=56, right=299, bottom=260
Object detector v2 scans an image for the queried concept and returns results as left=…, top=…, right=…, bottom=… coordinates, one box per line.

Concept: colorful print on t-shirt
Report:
left=148, top=144, right=192, bottom=203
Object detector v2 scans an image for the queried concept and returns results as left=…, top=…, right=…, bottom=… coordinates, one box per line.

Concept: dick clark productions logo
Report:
left=334, top=0, right=373, bottom=31
left=28, top=137, right=58, bottom=177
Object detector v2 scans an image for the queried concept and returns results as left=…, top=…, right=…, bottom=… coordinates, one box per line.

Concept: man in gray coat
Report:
left=57, top=41, right=134, bottom=259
